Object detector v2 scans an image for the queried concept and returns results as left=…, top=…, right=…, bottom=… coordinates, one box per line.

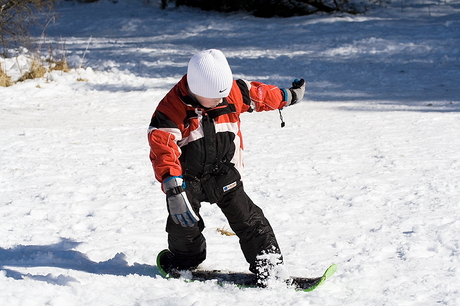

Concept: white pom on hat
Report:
left=187, top=49, right=233, bottom=98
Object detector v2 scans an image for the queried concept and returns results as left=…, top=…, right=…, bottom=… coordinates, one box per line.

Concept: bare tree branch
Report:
left=1, top=0, right=55, bottom=55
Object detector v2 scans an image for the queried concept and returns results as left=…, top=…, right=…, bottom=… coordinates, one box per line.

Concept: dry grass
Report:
left=18, top=58, right=47, bottom=82
left=47, top=42, right=71, bottom=73
left=216, top=227, right=236, bottom=236
left=0, top=67, right=13, bottom=87
left=2, top=42, right=73, bottom=86
left=50, top=59, right=70, bottom=72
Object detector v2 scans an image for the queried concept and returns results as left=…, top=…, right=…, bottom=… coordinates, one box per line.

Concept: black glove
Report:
left=282, top=79, right=306, bottom=106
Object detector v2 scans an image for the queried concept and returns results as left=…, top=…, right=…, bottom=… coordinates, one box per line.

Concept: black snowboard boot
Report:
left=157, top=249, right=181, bottom=278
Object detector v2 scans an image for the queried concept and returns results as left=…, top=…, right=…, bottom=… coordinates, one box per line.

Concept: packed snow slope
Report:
left=1, top=0, right=460, bottom=305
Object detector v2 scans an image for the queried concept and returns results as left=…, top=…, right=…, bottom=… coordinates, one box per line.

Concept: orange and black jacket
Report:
left=148, top=75, right=289, bottom=189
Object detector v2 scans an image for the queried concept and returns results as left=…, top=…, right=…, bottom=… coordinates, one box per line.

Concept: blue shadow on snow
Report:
left=0, top=238, right=159, bottom=286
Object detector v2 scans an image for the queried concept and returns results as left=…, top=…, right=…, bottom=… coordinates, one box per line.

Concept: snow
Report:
left=1, top=0, right=460, bottom=304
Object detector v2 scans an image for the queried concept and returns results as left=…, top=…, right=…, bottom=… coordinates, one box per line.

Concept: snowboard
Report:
left=186, top=264, right=337, bottom=291
left=157, top=250, right=337, bottom=291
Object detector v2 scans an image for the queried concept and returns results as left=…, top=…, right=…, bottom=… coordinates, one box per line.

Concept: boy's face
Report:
left=195, top=95, right=223, bottom=108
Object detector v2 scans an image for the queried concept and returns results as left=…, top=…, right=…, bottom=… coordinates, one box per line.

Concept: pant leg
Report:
left=166, top=191, right=206, bottom=270
left=216, top=183, right=282, bottom=272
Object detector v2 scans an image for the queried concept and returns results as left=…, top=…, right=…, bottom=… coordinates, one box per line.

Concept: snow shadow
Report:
left=35, top=2, right=460, bottom=107
left=0, top=238, right=159, bottom=285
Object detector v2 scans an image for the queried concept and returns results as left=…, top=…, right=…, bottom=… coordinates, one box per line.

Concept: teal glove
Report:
left=282, top=79, right=306, bottom=106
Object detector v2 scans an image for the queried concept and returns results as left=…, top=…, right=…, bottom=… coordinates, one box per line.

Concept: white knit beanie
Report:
left=187, top=49, right=233, bottom=98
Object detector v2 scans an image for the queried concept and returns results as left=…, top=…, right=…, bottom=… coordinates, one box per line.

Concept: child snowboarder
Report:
left=148, top=49, right=305, bottom=284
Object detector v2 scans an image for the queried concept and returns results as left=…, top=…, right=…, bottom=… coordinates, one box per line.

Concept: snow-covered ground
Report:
left=1, top=0, right=460, bottom=305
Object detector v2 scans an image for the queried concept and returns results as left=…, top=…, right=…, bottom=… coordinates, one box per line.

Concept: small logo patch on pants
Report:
left=223, top=181, right=237, bottom=192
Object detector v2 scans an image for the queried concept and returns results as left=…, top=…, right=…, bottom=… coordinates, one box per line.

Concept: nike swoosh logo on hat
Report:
left=219, top=88, right=227, bottom=93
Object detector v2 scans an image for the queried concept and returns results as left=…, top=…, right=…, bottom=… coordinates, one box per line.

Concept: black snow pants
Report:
left=165, top=182, right=282, bottom=272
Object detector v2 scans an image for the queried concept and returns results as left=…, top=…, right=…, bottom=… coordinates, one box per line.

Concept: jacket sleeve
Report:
left=234, top=79, right=288, bottom=113
left=148, top=110, right=183, bottom=183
